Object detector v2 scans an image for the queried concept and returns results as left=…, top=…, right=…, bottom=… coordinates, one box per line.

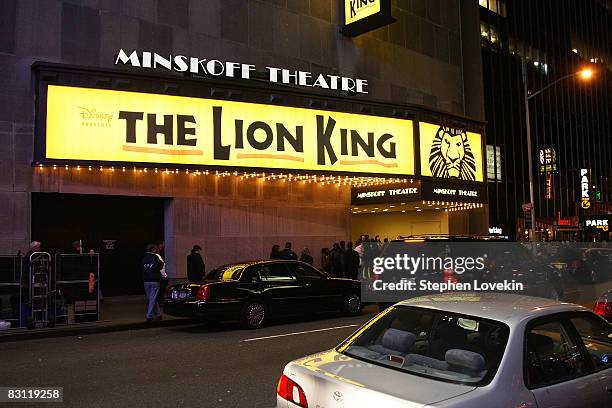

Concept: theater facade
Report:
left=1, top=0, right=487, bottom=294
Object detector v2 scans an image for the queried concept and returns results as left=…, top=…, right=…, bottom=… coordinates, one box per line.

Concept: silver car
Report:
left=276, top=293, right=612, bottom=407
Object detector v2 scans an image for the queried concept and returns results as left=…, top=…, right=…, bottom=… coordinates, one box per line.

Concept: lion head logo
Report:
left=429, top=126, right=477, bottom=181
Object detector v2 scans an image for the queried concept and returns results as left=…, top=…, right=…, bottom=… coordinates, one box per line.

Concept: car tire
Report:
left=343, top=293, right=362, bottom=316
left=240, top=300, right=267, bottom=329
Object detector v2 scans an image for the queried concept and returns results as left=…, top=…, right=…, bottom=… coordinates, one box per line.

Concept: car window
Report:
left=291, top=263, right=323, bottom=280
left=338, top=306, right=509, bottom=386
left=205, top=264, right=245, bottom=281
left=569, top=314, right=612, bottom=371
left=241, top=266, right=260, bottom=283
left=525, top=320, right=588, bottom=388
left=258, top=263, right=296, bottom=282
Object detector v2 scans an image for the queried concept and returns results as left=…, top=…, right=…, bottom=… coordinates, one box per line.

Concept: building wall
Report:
left=0, top=0, right=484, bottom=273
left=351, top=209, right=449, bottom=241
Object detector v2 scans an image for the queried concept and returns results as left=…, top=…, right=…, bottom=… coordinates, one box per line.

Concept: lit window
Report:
left=479, top=0, right=507, bottom=17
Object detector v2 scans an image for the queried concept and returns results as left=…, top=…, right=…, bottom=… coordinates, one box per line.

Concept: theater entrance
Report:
left=32, top=193, right=166, bottom=296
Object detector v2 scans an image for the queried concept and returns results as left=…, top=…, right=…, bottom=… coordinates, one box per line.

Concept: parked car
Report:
left=594, top=289, right=612, bottom=322
left=277, top=293, right=612, bottom=408
left=570, top=248, right=612, bottom=283
left=164, top=260, right=361, bottom=329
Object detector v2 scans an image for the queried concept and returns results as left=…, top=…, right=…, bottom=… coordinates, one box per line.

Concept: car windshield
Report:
left=204, top=264, right=245, bottom=281
left=338, top=306, right=510, bottom=385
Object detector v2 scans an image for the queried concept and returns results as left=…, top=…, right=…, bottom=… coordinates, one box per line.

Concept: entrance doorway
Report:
left=32, top=193, right=165, bottom=296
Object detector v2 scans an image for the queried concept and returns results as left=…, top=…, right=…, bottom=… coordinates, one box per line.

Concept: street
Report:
left=0, top=310, right=375, bottom=408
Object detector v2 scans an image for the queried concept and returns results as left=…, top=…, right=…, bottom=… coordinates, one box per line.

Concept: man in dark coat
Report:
left=343, top=241, right=360, bottom=280
left=279, top=242, right=298, bottom=260
left=142, top=244, right=164, bottom=322
left=187, top=245, right=206, bottom=282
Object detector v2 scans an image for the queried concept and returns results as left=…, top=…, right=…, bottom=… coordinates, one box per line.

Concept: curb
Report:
left=0, top=318, right=200, bottom=343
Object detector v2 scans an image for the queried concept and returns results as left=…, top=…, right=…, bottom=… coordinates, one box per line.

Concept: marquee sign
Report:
left=40, top=85, right=414, bottom=176
left=339, top=0, right=394, bottom=37
left=419, top=122, right=484, bottom=182
left=351, top=181, right=420, bottom=205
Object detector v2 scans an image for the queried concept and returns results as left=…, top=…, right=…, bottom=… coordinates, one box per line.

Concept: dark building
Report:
left=480, top=0, right=612, bottom=240
left=0, top=0, right=489, bottom=294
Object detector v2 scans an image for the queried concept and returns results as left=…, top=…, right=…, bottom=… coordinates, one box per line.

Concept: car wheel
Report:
left=240, top=300, right=267, bottom=329
left=343, top=293, right=362, bottom=316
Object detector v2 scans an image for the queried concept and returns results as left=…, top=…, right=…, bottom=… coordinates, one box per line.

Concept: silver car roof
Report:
left=396, top=293, right=588, bottom=326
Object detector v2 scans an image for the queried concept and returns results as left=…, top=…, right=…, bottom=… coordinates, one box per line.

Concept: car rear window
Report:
left=204, top=265, right=245, bottom=281
left=338, top=306, right=509, bottom=386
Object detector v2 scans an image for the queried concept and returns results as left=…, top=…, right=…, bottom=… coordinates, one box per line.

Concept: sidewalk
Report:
left=0, top=295, right=197, bottom=342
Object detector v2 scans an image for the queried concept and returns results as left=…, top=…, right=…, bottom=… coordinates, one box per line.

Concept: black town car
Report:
left=164, top=260, right=362, bottom=329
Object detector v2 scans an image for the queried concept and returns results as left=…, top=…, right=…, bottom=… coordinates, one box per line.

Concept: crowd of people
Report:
left=269, top=235, right=390, bottom=281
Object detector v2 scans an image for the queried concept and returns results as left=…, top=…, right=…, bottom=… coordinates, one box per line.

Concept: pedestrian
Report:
left=321, top=248, right=331, bottom=273
left=279, top=242, right=298, bottom=260
left=142, top=244, right=164, bottom=322
left=155, top=242, right=168, bottom=305
left=330, top=243, right=343, bottom=277
left=187, top=244, right=206, bottom=282
left=343, top=241, right=360, bottom=280
left=339, top=240, right=346, bottom=273
left=71, top=240, right=83, bottom=254
left=299, top=247, right=313, bottom=265
left=270, top=244, right=281, bottom=259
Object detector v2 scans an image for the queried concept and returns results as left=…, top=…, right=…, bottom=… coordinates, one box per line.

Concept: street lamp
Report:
left=521, top=61, right=595, bottom=242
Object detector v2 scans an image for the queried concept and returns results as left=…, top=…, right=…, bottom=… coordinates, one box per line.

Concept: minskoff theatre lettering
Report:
left=115, top=49, right=368, bottom=94
left=433, top=188, right=478, bottom=197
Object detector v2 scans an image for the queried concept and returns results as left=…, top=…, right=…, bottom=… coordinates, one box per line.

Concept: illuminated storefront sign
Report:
left=419, top=122, right=484, bottom=182
left=40, top=85, right=414, bottom=176
left=580, top=168, right=591, bottom=209
left=585, top=218, right=609, bottom=232
left=339, top=0, right=394, bottom=37
left=420, top=180, right=487, bottom=203
left=488, top=226, right=503, bottom=235
left=115, top=49, right=369, bottom=94
left=539, top=148, right=557, bottom=173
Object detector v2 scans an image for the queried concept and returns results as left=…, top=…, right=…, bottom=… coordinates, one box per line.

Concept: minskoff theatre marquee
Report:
left=33, top=62, right=485, bottom=191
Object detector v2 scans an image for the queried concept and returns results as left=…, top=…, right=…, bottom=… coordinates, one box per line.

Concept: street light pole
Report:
left=520, top=61, right=594, bottom=243
left=521, top=58, right=537, bottom=242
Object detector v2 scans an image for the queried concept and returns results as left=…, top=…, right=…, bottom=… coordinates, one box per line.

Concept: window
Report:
left=338, top=306, right=509, bottom=385
left=525, top=320, right=588, bottom=388
left=569, top=314, right=612, bottom=371
left=291, top=263, right=323, bottom=280
left=478, top=0, right=507, bottom=17
left=258, top=263, right=295, bottom=282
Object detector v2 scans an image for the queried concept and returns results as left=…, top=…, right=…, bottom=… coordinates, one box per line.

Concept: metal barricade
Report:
left=0, top=256, right=22, bottom=330
left=54, top=254, right=100, bottom=325
left=29, top=252, right=52, bottom=328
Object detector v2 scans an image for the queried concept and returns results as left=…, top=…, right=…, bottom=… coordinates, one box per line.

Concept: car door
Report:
left=567, top=313, right=612, bottom=404
left=257, top=262, right=308, bottom=316
left=289, top=263, right=341, bottom=312
left=525, top=317, right=606, bottom=407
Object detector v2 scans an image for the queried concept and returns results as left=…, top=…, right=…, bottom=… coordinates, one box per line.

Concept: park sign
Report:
left=40, top=85, right=415, bottom=176
left=339, top=0, right=395, bottom=37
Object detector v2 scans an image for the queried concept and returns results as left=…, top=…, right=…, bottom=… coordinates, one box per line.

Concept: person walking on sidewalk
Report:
left=142, top=244, right=164, bottom=322
left=187, top=244, right=205, bottom=282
